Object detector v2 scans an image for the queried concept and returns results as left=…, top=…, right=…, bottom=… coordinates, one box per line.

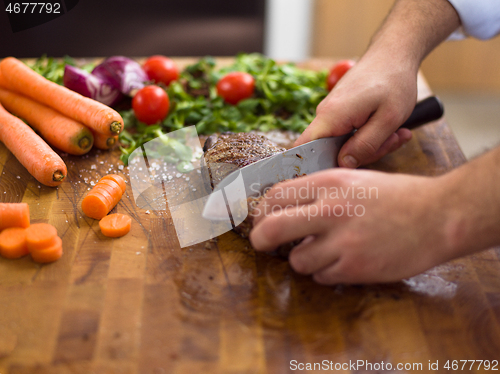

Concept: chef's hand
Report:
left=248, top=168, right=456, bottom=284
left=295, top=52, right=418, bottom=168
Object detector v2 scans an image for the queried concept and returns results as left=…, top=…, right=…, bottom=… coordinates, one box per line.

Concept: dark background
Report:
left=0, top=0, right=266, bottom=58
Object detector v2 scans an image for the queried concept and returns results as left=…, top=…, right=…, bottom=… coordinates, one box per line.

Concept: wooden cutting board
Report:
left=1, top=59, right=500, bottom=374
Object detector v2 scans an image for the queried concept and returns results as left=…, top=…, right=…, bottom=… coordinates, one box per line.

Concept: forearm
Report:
left=364, top=0, right=461, bottom=69
left=439, top=146, right=500, bottom=259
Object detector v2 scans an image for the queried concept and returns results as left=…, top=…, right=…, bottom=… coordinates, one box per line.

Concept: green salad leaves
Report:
left=119, top=53, right=328, bottom=164
left=30, top=53, right=329, bottom=165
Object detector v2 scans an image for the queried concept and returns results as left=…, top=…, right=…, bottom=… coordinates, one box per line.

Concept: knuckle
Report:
left=352, top=135, right=379, bottom=158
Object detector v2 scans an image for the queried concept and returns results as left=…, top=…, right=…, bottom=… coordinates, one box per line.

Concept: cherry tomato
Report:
left=216, top=72, right=255, bottom=105
left=326, top=59, right=356, bottom=91
left=132, top=85, right=170, bottom=125
left=143, top=55, right=180, bottom=86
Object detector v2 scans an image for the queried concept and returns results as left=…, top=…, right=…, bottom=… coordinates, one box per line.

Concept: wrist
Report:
left=433, top=153, right=500, bottom=261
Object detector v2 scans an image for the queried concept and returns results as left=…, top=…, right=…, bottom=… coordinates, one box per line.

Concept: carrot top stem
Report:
left=110, top=121, right=122, bottom=134
left=53, top=171, right=66, bottom=182
left=106, top=137, right=116, bottom=147
left=79, top=136, right=92, bottom=150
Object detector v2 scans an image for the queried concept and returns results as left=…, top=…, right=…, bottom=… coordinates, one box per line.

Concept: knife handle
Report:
left=400, top=96, right=444, bottom=130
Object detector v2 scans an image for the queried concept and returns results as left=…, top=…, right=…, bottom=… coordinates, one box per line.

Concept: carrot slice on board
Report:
left=25, top=223, right=58, bottom=252
left=0, top=227, right=29, bottom=259
left=100, top=174, right=126, bottom=194
left=0, top=57, right=123, bottom=136
left=0, top=203, right=30, bottom=231
left=30, top=236, right=63, bottom=263
left=99, top=214, right=132, bottom=238
left=81, top=175, right=125, bottom=219
left=81, top=194, right=110, bottom=220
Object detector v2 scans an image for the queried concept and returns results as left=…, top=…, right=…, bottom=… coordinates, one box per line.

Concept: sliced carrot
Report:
left=0, top=203, right=30, bottom=231
left=99, top=213, right=132, bottom=238
left=0, top=227, right=29, bottom=259
left=0, top=102, right=67, bottom=187
left=0, top=87, right=94, bottom=155
left=91, top=130, right=118, bottom=150
left=0, top=57, right=124, bottom=136
left=81, top=175, right=126, bottom=220
left=81, top=194, right=109, bottom=220
left=30, top=236, right=63, bottom=263
left=25, top=222, right=58, bottom=252
left=100, top=174, right=127, bottom=194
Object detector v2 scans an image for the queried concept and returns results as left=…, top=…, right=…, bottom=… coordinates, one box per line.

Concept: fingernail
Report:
left=342, top=155, right=358, bottom=168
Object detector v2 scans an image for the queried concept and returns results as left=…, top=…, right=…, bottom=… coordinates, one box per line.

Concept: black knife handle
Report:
left=400, top=96, right=444, bottom=130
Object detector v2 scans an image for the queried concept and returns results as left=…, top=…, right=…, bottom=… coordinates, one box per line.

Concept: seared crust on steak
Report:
left=202, top=132, right=295, bottom=257
left=203, top=132, right=286, bottom=188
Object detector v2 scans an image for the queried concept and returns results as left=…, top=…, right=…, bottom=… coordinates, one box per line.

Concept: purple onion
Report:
left=91, top=56, right=148, bottom=96
left=63, top=65, right=124, bottom=107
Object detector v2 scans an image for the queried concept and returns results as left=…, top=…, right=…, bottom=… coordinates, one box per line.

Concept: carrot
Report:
left=99, top=213, right=132, bottom=238
left=25, top=222, right=58, bottom=252
left=0, top=203, right=30, bottom=231
left=0, top=57, right=124, bottom=136
left=101, top=174, right=127, bottom=194
left=0, top=87, right=94, bottom=155
left=30, top=236, right=63, bottom=263
left=91, top=130, right=118, bottom=150
left=0, top=227, right=29, bottom=259
left=81, top=175, right=126, bottom=220
left=0, top=102, right=67, bottom=186
left=0, top=69, right=8, bottom=88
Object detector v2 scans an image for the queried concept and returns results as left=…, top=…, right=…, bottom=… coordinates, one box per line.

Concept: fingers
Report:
left=337, top=108, right=407, bottom=168
left=288, top=235, right=340, bottom=275
left=294, top=91, right=378, bottom=147
left=359, top=128, right=413, bottom=165
left=249, top=204, right=327, bottom=252
left=251, top=178, right=318, bottom=225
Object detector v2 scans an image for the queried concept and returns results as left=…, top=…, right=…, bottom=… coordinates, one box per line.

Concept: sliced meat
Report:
left=203, top=132, right=286, bottom=188
left=203, top=132, right=295, bottom=257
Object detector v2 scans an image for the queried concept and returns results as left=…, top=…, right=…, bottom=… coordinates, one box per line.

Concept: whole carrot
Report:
left=0, top=104, right=67, bottom=186
left=0, top=203, right=30, bottom=231
left=0, top=57, right=124, bottom=136
left=0, top=87, right=93, bottom=155
left=81, top=174, right=126, bottom=219
left=90, top=129, right=118, bottom=150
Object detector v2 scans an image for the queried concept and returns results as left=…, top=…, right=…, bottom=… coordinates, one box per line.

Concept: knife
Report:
left=202, top=96, right=444, bottom=221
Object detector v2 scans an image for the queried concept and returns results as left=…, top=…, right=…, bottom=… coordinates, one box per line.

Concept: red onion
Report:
left=91, top=56, right=148, bottom=96
left=63, top=65, right=124, bottom=107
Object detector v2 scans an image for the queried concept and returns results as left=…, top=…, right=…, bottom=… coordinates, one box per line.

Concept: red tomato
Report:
left=132, top=85, right=170, bottom=125
left=216, top=72, right=255, bottom=105
left=143, top=55, right=180, bottom=86
left=326, top=60, right=356, bottom=91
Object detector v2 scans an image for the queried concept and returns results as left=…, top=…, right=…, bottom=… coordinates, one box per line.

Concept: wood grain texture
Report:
left=1, top=58, right=499, bottom=374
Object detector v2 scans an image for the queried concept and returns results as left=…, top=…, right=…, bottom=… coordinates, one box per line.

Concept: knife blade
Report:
left=202, top=96, right=444, bottom=220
